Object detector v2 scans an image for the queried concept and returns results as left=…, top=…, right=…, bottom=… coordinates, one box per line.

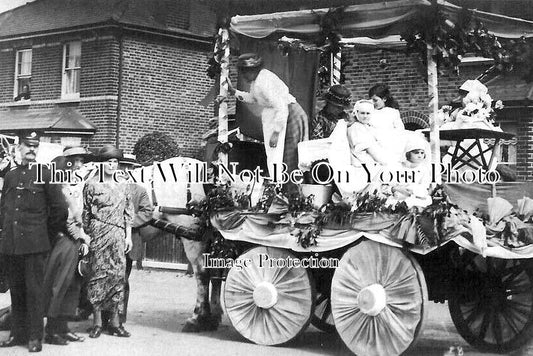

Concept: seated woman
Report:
left=328, top=100, right=394, bottom=197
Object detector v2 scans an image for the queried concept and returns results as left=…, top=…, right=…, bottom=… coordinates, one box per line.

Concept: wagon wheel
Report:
left=448, top=256, right=533, bottom=353
left=331, top=240, right=428, bottom=356
left=224, top=246, right=314, bottom=345
left=311, top=292, right=336, bottom=333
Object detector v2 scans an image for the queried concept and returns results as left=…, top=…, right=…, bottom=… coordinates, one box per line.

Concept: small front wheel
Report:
left=224, top=246, right=314, bottom=345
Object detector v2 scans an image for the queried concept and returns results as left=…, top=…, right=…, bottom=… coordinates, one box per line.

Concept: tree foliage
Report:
left=133, top=132, right=180, bottom=165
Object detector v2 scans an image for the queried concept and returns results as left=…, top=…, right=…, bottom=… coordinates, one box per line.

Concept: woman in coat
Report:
left=43, top=147, right=92, bottom=345
left=83, top=145, right=133, bottom=338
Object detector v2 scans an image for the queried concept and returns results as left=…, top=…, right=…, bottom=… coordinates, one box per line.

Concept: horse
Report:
left=135, top=141, right=268, bottom=332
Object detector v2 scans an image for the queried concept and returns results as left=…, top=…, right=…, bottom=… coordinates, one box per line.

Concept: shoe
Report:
left=107, top=325, right=130, bottom=337
left=0, top=336, right=26, bottom=347
left=88, top=325, right=102, bottom=339
left=61, top=332, right=85, bottom=342
left=28, top=339, right=42, bottom=353
left=44, top=334, right=69, bottom=345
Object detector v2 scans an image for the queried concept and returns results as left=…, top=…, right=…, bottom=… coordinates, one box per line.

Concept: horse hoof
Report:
left=182, top=321, right=200, bottom=333
left=198, top=316, right=220, bottom=331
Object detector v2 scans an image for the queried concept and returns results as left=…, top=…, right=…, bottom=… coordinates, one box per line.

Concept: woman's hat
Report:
left=96, top=144, right=123, bottom=161
left=63, top=146, right=94, bottom=162
left=119, top=153, right=141, bottom=168
left=237, top=53, right=263, bottom=68
left=324, top=85, right=352, bottom=108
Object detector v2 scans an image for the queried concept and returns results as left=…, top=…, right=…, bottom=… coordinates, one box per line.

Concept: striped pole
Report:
left=427, top=43, right=441, bottom=184
left=330, top=50, right=341, bottom=85
left=217, top=27, right=230, bottom=144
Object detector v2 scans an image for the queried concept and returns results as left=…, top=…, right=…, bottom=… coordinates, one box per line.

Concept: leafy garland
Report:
left=206, top=30, right=229, bottom=80
left=401, top=4, right=533, bottom=79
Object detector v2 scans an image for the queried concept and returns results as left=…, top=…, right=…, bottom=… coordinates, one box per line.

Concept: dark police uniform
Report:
left=0, top=163, right=68, bottom=342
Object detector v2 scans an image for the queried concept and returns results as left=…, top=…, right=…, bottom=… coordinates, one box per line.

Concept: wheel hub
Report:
left=358, top=284, right=387, bottom=316
left=253, top=281, right=278, bottom=309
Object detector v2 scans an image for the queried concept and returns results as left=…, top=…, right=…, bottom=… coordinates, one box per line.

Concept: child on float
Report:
left=367, top=84, right=407, bottom=163
left=368, top=84, right=404, bottom=131
left=327, top=99, right=393, bottom=197
left=384, top=134, right=432, bottom=209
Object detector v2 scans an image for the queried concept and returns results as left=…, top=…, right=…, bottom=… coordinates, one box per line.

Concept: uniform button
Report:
left=13, top=221, right=17, bottom=224
left=15, top=208, right=18, bottom=211
left=22, top=172, right=25, bottom=175
left=17, top=195, right=20, bottom=199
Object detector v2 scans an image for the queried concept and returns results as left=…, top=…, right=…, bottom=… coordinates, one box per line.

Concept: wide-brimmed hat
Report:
left=237, top=53, right=263, bottom=69
left=324, top=85, right=352, bottom=108
left=63, top=146, right=94, bottom=162
left=18, top=130, right=40, bottom=146
left=459, top=79, right=487, bottom=95
left=96, top=144, right=123, bottom=161
left=119, top=153, right=141, bottom=168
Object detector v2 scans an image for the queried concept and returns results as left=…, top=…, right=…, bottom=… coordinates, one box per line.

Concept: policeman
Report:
left=0, top=131, right=68, bottom=352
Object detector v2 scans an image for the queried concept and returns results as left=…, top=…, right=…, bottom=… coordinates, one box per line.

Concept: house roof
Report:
left=0, top=108, right=96, bottom=134
left=0, top=0, right=209, bottom=40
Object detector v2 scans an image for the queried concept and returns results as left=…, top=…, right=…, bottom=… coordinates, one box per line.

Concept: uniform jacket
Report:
left=0, top=164, right=68, bottom=255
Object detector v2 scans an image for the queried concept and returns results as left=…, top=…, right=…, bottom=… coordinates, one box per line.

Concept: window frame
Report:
left=13, top=49, right=32, bottom=100
left=61, top=41, right=81, bottom=100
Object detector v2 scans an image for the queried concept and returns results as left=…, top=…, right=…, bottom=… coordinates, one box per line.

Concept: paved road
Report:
left=0, top=269, right=532, bottom=356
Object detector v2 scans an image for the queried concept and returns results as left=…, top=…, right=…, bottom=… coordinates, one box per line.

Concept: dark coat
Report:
left=0, top=164, right=68, bottom=255
left=128, top=184, right=153, bottom=261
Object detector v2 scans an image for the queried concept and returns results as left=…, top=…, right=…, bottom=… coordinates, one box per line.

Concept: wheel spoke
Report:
left=501, top=306, right=522, bottom=336
left=316, top=293, right=328, bottom=305
left=507, top=285, right=533, bottom=296
left=503, top=264, right=527, bottom=286
left=321, top=301, right=332, bottom=322
left=465, top=303, right=484, bottom=326
left=478, top=308, right=491, bottom=340
left=492, top=311, right=504, bottom=346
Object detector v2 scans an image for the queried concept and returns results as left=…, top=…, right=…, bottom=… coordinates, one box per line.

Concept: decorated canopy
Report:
left=230, top=0, right=533, bottom=40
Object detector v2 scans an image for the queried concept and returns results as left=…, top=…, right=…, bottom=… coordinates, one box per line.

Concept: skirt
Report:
left=43, top=234, right=81, bottom=318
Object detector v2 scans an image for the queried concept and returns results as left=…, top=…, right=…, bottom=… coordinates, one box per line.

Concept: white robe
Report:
left=235, top=69, right=295, bottom=179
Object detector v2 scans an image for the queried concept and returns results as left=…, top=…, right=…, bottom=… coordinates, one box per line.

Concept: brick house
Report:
left=0, top=0, right=217, bottom=159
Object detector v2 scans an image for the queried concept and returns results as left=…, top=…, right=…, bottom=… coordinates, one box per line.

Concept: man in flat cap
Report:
left=0, top=131, right=68, bottom=352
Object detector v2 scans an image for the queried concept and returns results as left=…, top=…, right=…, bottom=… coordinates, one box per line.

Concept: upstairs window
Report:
left=14, top=49, right=32, bottom=101
left=62, top=41, right=81, bottom=99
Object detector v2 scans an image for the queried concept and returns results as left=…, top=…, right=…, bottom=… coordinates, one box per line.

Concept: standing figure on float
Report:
left=226, top=53, right=309, bottom=185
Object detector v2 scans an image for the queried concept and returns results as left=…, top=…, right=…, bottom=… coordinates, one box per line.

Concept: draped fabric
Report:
left=230, top=0, right=533, bottom=40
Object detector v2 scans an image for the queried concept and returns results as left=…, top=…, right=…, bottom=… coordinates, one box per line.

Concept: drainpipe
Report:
left=116, top=29, right=124, bottom=148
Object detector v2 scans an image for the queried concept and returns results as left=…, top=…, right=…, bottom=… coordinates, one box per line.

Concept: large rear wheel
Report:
left=449, top=256, right=533, bottom=353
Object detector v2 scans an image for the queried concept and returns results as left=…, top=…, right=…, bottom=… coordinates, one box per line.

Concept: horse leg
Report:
left=209, top=277, right=223, bottom=330
left=180, top=238, right=211, bottom=333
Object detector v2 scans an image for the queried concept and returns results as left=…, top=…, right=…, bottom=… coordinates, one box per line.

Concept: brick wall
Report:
left=189, top=1, right=217, bottom=37
left=0, top=35, right=120, bottom=149
left=516, top=111, right=533, bottom=181
left=0, top=50, right=15, bottom=102
left=342, top=47, right=491, bottom=117
left=120, top=35, right=214, bottom=158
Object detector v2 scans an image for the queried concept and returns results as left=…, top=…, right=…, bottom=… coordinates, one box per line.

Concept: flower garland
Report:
left=401, top=4, right=533, bottom=79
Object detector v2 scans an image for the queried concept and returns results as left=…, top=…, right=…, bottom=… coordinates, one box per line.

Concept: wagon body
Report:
left=212, top=182, right=533, bottom=355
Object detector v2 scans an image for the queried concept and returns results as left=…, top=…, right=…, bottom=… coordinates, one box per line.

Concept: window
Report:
left=14, top=49, right=32, bottom=101
left=62, top=41, right=81, bottom=99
